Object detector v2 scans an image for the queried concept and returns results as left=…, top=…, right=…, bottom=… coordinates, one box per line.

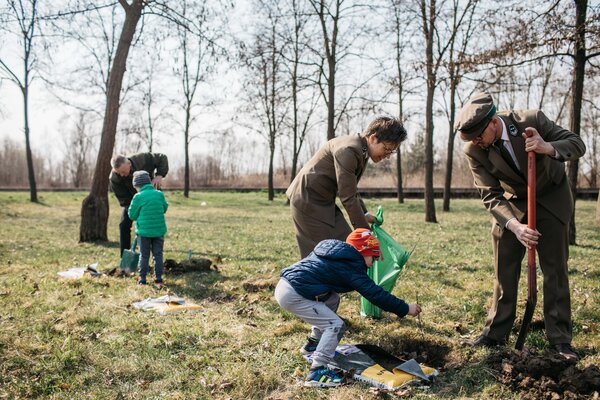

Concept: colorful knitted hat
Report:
left=346, top=228, right=382, bottom=259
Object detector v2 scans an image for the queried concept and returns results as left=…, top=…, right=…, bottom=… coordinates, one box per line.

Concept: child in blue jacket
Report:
left=275, top=228, right=421, bottom=388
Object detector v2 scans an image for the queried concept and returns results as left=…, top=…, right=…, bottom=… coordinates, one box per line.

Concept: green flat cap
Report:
left=455, top=92, right=496, bottom=141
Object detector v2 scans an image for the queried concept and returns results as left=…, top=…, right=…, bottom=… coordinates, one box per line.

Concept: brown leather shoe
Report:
left=461, top=335, right=502, bottom=348
left=554, top=343, right=579, bottom=361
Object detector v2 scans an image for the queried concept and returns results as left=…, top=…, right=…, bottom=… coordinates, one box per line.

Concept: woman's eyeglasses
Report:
left=382, top=143, right=397, bottom=155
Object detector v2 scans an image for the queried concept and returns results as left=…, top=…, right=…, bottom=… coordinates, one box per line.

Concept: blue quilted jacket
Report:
left=281, top=239, right=409, bottom=317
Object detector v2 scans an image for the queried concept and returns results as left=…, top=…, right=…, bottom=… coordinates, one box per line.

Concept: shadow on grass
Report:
left=168, top=248, right=283, bottom=263
left=576, top=242, right=600, bottom=251
left=570, top=267, right=600, bottom=278
left=163, top=271, right=233, bottom=303
left=92, top=240, right=120, bottom=249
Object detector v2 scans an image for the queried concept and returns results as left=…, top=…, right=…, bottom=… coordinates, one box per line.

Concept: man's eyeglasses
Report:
left=473, top=119, right=493, bottom=142
left=382, top=142, right=397, bottom=155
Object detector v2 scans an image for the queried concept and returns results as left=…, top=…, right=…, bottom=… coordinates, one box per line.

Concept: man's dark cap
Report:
left=455, top=92, right=497, bottom=141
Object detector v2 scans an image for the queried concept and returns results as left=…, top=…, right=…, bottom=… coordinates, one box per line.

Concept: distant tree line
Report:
left=0, top=0, right=598, bottom=240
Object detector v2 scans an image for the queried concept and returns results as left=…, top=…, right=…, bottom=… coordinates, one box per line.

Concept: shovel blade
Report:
left=515, top=296, right=537, bottom=350
left=395, top=359, right=429, bottom=381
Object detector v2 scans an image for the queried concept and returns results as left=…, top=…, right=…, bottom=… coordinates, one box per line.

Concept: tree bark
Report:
left=422, top=0, right=437, bottom=223
left=184, top=104, right=191, bottom=197
left=567, top=0, right=587, bottom=244
left=596, top=192, right=600, bottom=225
left=80, top=0, right=144, bottom=242
left=23, top=78, right=37, bottom=203
left=443, top=72, right=458, bottom=212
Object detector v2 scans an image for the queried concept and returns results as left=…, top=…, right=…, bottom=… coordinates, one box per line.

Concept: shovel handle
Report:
left=526, top=133, right=537, bottom=297
left=516, top=130, right=538, bottom=351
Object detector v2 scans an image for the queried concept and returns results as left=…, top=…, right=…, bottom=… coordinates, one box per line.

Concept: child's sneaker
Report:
left=300, top=336, right=320, bottom=355
left=304, top=366, right=344, bottom=388
left=154, top=279, right=165, bottom=289
left=137, top=278, right=147, bottom=285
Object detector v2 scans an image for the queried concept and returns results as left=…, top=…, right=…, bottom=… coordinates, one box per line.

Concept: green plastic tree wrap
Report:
left=360, top=206, right=411, bottom=318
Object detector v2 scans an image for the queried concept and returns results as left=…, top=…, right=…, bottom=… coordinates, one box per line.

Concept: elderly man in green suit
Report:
left=456, top=92, right=585, bottom=361
left=286, top=116, right=407, bottom=259
left=110, top=153, right=169, bottom=257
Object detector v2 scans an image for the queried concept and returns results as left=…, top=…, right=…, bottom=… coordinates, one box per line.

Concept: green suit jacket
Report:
left=286, top=133, right=370, bottom=229
left=464, top=110, right=586, bottom=228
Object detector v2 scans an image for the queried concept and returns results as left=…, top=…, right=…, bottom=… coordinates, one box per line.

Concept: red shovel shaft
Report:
left=527, top=150, right=537, bottom=297
left=516, top=134, right=538, bottom=350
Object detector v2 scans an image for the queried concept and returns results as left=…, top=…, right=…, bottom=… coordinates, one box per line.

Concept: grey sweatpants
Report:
left=274, top=278, right=346, bottom=368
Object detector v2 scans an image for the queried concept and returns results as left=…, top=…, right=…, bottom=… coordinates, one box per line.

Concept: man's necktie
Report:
left=493, top=140, right=522, bottom=177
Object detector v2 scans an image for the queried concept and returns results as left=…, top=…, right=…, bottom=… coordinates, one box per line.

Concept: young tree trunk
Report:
left=424, top=82, right=437, bottom=223
left=184, top=104, right=191, bottom=198
left=443, top=75, right=458, bottom=212
left=396, top=87, right=404, bottom=204
left=422, top=0, right=437, bottom=223
left=567, top=0, right=587, bottom=245
left=327, top=70, right=335, bottom=140
left=596, top=193, right=600, bottom=225
left=268, top=137, right=275, bottom=201
left=22, top=82, right=38, bottom=203
left=80, top=0, right=144, bottom=242
left=396, top=148, right=404, bottom=203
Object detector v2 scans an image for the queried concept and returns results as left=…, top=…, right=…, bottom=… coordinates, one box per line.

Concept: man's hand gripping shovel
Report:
left=515, top=130, right=537, bottom=351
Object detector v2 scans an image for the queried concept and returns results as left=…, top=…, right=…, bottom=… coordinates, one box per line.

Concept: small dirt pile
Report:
left=164, top=258, right=217, bottom=275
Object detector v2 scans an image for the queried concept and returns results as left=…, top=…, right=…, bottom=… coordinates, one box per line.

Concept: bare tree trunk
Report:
left=311, top=0, right=340, bottom=141
left=327, top=68, right=335, bottom=140
left=567, top=0, right=587, bottom=245
left=268, top=20, right=277, bottom=202
left=146, top=79, right=154, bottom=152
left=596, top=193, right=600, bottom=225
left=268, top=136, right=275, bottom=200
left=422, top=0, right=437, bottom=223
left=23, top=78, right=37, bottom=202
left=396, top=148, right=404, bottom=203
left=184, top=104, right=191, bottom=197
left=396, top=80, right=404, bottom=204
left=80, top=0, right=144, bottom=242
left=393, top=1, right=405, bottom=204
left=1, top=0, right=40, bottom=202
left=443, top=73, right=457, bottom=212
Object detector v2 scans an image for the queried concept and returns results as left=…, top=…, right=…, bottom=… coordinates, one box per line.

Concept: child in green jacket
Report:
left=128, top=171, right=169, bottom=286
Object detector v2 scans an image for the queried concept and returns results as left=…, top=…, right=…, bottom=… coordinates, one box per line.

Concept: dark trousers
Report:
left=138, top=236, right=165, bottom=281
left=119, top=207, right=133, bottom=256
left=483, top=205, right=572, bottom=345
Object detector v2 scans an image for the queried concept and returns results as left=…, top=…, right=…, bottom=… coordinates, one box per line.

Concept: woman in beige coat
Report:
left=286, top=117, right=407, bottom=258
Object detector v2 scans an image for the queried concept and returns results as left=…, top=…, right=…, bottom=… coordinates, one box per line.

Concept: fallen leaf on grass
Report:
left=582, top=323, right=597, bottom=333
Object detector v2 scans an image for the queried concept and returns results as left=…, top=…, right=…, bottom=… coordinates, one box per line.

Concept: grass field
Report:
left=0, top=191, right=598, bottom=399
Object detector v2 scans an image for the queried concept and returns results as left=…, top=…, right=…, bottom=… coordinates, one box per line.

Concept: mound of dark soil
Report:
left=487, top=350, right=600, bottom=399
left=164, top=258, right=217, bottom=275
left=242, top=278, right=278, bottom=293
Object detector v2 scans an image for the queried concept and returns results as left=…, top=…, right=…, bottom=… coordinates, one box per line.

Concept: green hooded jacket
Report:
left=128, top=185, right=169, bottom=238
left=110, top=152, right=169, bottom=207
